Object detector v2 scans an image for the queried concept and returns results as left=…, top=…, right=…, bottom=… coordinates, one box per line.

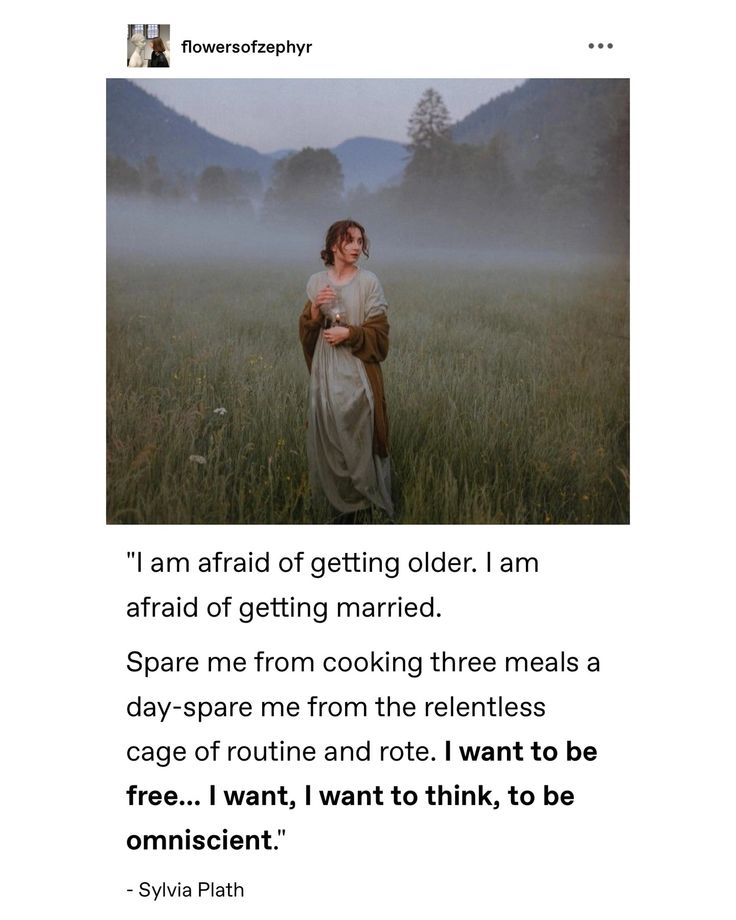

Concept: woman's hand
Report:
left=310, top=286, right=337, bottom=321
left=323, top=326, right=350, bottom=346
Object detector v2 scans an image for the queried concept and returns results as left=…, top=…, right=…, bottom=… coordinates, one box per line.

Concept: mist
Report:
left=107, top=196, right=625, bottom=275
left=107, top=78, right=628, bottom=274
left=107, top=79, right=629, bottom=526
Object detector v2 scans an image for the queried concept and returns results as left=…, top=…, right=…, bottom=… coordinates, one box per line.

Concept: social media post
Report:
left=16, top=3, right=732, bottom=919
left=102, top=5, right=635, bottom=917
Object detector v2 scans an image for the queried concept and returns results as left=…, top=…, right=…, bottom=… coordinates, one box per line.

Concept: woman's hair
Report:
left=151, top=37, right=166, bottom=53
left=320, top=219, right=370, bottom=266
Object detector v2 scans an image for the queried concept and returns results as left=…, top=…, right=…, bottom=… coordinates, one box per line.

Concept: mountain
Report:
left=453, top=78, right=629, bottom=177
left=265, top=139, right=406, bottom=190
left=330, top=137, right=406, bottom=191
left=107, top=80, right=274, bottom=179
left=107, top=81, right=405, bottom=191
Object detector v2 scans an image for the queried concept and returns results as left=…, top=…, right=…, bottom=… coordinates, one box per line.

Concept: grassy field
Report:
left=107, top=259, right=629, bottom=524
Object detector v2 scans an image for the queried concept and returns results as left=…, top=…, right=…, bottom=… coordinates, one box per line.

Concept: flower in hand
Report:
left=311, top=286, right=337, bottom=321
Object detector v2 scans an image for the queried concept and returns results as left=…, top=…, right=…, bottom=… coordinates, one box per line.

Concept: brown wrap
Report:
left=299, top=302, right=390, bottom=457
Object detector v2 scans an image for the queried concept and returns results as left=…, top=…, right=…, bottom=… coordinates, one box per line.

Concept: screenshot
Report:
left=6, top=3, right=731, bottom=918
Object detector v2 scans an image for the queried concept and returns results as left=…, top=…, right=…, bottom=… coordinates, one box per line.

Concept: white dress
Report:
left=305, top=268, right=393, bottom=517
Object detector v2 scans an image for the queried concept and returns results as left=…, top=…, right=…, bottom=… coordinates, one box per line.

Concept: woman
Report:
left=149, top=37, right=170, bottom=67
left=299, top=219, right=393, bottom=522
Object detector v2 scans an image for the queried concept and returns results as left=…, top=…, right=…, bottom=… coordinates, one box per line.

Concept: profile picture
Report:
left=127, top=24, right=170, bottom=68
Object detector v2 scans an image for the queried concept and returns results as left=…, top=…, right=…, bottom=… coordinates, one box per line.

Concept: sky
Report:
left=132, top=79, right=525, bottom=152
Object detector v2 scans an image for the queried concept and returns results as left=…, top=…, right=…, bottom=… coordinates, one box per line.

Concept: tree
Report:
left=594, top=114, right=629, bottom=210
left=402, top=89, right=456, bottom=219
left=198, top=165, right=230, bottom=203
left=106, top=155, right=142, bottom=195
left=407, top=88, right=452, bottom=151
left=140, top=155, right=164, bottom=196
left=591, top=114, right=629, bottom=249
left=527, top=152, right=568, bottom=197
left=264, top=147, right=344, bottom=217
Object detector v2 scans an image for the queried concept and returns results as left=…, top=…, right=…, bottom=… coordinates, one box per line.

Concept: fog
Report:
left=109, top=78, right=628, bottom=274
left=107, top=197, right=625, bottom=275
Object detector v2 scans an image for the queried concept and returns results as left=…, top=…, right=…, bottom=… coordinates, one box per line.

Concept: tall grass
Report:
left=107, top=260, right=628, bottom=524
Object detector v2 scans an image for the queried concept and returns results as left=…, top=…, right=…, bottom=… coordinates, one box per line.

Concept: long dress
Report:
left=300, top=268, right=394, bottom=518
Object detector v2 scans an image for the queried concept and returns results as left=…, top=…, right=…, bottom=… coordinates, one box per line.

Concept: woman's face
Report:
left=333, top=227, right=363, bottom=265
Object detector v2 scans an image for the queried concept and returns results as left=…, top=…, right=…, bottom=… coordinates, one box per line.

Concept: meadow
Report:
left=107, top=259, right=629, bottom=524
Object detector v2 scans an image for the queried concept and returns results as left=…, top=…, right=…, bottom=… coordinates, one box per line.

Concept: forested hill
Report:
left=107, top=81, right=407, bottom=190
left=453, top=79, right=629, bottom=177
left=107, top=80, right=275, bottom=179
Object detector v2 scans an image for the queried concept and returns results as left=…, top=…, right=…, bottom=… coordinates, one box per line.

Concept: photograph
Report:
left=126, top=23, right=170, bottom=68
left=106, top=77, right=629, bottom=524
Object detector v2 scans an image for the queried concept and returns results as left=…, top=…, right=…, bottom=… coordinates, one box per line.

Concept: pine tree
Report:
left=407, top=89, right=452, bottom=151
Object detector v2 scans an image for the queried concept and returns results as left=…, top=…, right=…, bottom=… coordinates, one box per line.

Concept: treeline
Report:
left=107, top=87, right=629, bottom=252
left=376, top=88, right=628, bottom=250
left=106, top=155, right=262, bottom=210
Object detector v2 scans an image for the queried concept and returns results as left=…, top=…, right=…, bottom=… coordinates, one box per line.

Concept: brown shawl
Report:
left=298, top=302, right=390, bottom=457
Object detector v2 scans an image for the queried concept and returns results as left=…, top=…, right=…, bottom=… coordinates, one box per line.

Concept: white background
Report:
left=5, top=2, right=734, bottom=917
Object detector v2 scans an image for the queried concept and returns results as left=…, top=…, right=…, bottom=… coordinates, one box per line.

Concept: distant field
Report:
left=107, top=260, right=629, bottom=524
